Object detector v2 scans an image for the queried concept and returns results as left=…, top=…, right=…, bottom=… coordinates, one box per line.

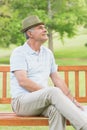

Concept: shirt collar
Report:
left=23, top=42, right=43, bottom=55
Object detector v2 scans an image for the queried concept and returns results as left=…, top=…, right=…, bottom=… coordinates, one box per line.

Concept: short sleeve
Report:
left=10, top=48, right=27, bottom=72
left=50, top=52, right=57, bottom=74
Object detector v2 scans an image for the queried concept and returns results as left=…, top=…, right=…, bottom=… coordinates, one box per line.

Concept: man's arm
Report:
left=14, top=70, right=42, bottom=92
left=50, top=71, right=83, bottom=110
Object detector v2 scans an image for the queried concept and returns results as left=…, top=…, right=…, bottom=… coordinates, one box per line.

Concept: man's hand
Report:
left=73, top=98, right=84, bottom=110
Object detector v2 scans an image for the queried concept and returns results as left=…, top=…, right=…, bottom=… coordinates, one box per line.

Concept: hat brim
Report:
left=21, top=22, right=44, bottom=33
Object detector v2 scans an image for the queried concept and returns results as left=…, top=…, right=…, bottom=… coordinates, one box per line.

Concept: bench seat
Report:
left=0, top=112, right=49, bottom=126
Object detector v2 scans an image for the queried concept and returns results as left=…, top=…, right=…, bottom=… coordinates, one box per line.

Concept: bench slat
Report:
left=0, top=112, right=70, bottom=126
left=85, top=71, right=87, bottom=96
left=0, top=98, right=11, bottom=104
left=0, top=113, right=49, bottom=126
left=65, top=71, right=69, bottom=86
left=3, top=72, right=7, bottom=98
left=75, top=71, right=79, bottom=98
left=58, top=66, right=87, bottom=71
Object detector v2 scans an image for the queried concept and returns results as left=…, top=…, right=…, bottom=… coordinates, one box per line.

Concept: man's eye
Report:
left=39, top=27, right=42, bottom=29
left=38, top=26, right=46, bottom=30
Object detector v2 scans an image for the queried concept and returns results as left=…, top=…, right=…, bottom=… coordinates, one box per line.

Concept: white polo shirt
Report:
left=10, top=42, right=57, bottom=98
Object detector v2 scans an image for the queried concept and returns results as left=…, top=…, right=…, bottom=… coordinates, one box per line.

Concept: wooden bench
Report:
left=0, top=65, right=87, bottom=126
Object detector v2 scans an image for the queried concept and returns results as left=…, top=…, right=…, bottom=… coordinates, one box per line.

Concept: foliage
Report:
left=0, top=0, right=87, bottom=48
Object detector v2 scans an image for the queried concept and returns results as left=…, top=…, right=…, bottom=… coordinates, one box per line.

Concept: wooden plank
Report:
left=85, top=71, right=87, bottom=96
left=0, top=98, right=11, bottom=104
left=0, top=113, right=70, bottom=126
left=58, top=66, right=87, bottom=71
left=3, top=72, right=7, bottom=98
left=75, top=97, right=87, bottom=102
left=0, top=113, right=49, bottom=126
left=0, top=66, right=10, bottom=72
left=65, top=71, right=69, bottom=86
left=75, top=71, right=79, bottom=98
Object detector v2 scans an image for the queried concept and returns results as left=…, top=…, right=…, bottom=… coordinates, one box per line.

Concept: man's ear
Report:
left=27, top=31, right=32, bottom=38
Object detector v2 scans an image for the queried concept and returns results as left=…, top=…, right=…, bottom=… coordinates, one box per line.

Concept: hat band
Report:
left=22, top=22, right=44, bottom=32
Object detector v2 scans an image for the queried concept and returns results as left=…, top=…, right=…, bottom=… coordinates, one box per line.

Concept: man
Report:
left=10, top=15, right=87, bottom=130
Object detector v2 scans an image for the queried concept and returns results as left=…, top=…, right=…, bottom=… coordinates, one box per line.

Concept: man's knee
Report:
left=45, top=87, right=63, bottom=96
left=46, top=105, right=65, bottom=122
left=42, top=105, right=59, bottom=118
left=48, top=105, right=58, bottom=117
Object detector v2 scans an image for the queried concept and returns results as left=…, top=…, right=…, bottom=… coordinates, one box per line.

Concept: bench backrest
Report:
left=58, top=66, right=87, bottom=103
left=0, top=66, right=87, bottom=104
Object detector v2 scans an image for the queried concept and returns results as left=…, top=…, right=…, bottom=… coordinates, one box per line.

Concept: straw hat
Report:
left=21, top=15, right=44, bottom=32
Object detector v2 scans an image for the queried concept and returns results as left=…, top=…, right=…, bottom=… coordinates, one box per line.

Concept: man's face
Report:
left=30, top=24, right=48, bottom=43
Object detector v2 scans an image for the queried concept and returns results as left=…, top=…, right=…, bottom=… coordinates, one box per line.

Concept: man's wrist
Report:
left=66, top=89, right=71, bottom=96
left=72, top=97, right=77, bottom=104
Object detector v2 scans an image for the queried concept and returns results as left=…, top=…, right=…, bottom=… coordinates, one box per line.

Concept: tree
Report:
left=0, top=0, right=12, bottom=47
left=0, top=0, right=87, bottom=51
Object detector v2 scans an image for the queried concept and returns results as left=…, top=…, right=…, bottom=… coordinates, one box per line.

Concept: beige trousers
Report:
left=11, top=87, right=87, bottom=130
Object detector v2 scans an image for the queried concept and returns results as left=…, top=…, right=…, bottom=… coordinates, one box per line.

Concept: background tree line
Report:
left=0, top=0, right=87, bottom=52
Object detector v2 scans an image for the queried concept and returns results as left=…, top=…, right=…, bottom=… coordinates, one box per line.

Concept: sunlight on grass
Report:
left=56, top=58, right=87, bottom=66
left=0, top=126, right=49, bottom=130
left=54, top=46, right=87, bottom=58
left=0, top=126, right=74, bottom=130
left=0, top=126, right=75, bottom=130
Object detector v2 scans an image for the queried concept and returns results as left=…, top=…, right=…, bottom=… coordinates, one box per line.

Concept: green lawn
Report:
left=56, top=58, right=87, bottom=66
left=0, top=126, right=75, bottom=130
left=54, top=34, right=87, bottom=65
left=1, top=34, right=87, bottom=65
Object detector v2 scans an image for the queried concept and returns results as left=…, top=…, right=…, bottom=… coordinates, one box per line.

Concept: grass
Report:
left=0, top=126, right=75, bottom=130
left=53, top=33, right=87, bottom=65
left=0, top=126, right=49, bottom=130
left=1, top=33, right=87, bottom=65
left=54, top=46, right=87, bottom=58
left=55, top=58, right=87, bottom=66
left=0, top=56, right=10, bottom=64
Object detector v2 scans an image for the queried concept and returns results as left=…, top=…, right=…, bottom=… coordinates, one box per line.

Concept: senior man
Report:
left=10, top=15, right=87, bottom=130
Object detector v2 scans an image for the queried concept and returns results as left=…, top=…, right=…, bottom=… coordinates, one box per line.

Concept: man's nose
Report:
left=43, top=27, right=47, bottom=32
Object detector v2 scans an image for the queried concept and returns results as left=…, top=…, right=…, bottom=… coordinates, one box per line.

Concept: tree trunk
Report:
left=47, top=0, right=53, bottom=52
left=48, top=29, right=53, bottom=52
